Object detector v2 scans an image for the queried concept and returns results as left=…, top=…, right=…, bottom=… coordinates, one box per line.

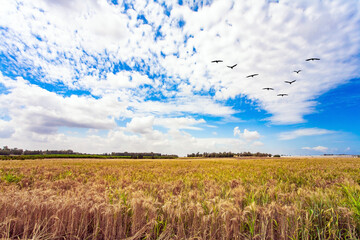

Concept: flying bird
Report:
left=211, top=60, right=223, bottom=63
left=294, top=70, right=301, bottom=74
left=227, top=64, right=237, bottom=69
left=246, top=74, right=259, bottom=78
left=305, top=58, right=320, bottom=61
left=285, top=80, right=296, bottom=84
left=263, top=88, right=274, bottom=90
left=277, top=94, right=288, bottom=97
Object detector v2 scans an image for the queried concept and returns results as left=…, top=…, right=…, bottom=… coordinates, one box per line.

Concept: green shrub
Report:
left=1, top=172, right=22, bottom=183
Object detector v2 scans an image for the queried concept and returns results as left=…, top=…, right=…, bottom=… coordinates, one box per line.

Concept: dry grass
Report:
left=0, top=157, right=360, bottom=239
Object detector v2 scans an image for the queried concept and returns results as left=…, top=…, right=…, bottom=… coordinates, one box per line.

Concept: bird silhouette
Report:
left=277, top=94, right=288, bottom=97
left=294, top=70, right=301, bottom=74
left=305, top=58, right=320, bottom=61
left=246, top=74, right=259, bottom=78
left=211, top=60, right=223, bottom=63
left=285, top=80, right=296, bottom=84
left=227, top=64, right=237, bottom=69
left=263, top=88, right=274, bottom=90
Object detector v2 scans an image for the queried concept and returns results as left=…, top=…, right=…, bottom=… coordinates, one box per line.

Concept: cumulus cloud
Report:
left=234, top=127, right=261, bottom=142
left=302, top=146, right=328, bottom=152
left=243, top=129, right=261, bottom=141
left=126, top=116, right=155, bottom=134
left=0, top=74, right=121, bottom=136
left=0, top=120, right=252, bottom=156
left=233, top=127, right=241, bottom=137
left=279, top=128, right=335, bottom=140
left=0, top=120, right=15, bottom=138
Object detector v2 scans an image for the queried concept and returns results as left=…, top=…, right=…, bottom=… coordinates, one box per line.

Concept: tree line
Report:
left=187, top=151, right=272, bottom=158
left=0, top=146, right=178, bottom=159
left=109, top=152, right=178, bottom=159
left=0, top=146, right=77, bottom=156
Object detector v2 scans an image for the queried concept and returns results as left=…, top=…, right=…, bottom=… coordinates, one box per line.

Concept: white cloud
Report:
left=1, top=0, right=359, bottom=125
left=154, top=117, right=205, bottom=130
left=126, top=116, right=155, bottom=134
left=243, top=129, right=261, bottom=141
left=0, top=119, right=253, bottom=157
left=0, top=74, right=123, bottom=136
left=233, top=127, right=241, bottom=137
left=302, top=146, right=328, bottom=152
left=313, top=146, right=328, bottom=152
left=130, top=96, right=236, bottom=117
left=78, top=71, right=153, bottom=96
left=234, top=127, right=261, bottom=142
left=252, top=141, right=264, bottom=146
left=0, top=120, right=15, bottom=138
left=279, top=128, right=334, bottom=140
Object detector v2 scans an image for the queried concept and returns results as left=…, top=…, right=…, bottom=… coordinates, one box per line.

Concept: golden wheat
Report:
left=0, top=157, right=359, bottom=239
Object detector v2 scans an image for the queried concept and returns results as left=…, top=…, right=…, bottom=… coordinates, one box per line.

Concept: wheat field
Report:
left=0, top=157, right=359, bottom=239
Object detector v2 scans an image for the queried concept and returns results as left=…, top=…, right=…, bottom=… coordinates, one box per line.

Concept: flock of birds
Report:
left=211, top=58, right=320, bottom=97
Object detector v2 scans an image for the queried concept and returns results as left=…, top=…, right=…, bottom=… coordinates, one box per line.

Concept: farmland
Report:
left=0, top=157, right=360, bottom=239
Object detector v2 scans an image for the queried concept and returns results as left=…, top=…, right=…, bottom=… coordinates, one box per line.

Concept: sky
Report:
left=0, top=0, right=359, bottom=156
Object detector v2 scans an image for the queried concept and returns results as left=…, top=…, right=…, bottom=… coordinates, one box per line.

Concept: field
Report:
left=0, top=157, right=360, bottom=239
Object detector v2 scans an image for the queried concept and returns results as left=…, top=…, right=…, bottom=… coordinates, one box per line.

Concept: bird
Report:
left=263, top=88, right=274, bottom=90
left=285, top=80, right=296, bottom=84
left=277, top=94, right=288, bottom=97
left=211, top=60, right=223, bottom=63
left=305, top=58, right=320, bottom=61
left=246, top=74, right=259, bottom=78
left=227, top=64, right=237, bottom=69
left=294, top=70, right=301, bottom=74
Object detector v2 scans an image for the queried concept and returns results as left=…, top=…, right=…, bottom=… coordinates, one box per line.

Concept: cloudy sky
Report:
left=0, top=0, right=359, bottom=156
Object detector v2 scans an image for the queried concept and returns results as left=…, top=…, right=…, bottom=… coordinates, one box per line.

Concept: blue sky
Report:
left=0, top=0, right=359, bottom=156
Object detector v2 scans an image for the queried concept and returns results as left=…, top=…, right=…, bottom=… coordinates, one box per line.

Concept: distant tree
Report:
left=187, top=151, right=271, bottom=158
left=10, top=148, right=23, bottom=155
left=0, top=149, right=10, bottom=155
